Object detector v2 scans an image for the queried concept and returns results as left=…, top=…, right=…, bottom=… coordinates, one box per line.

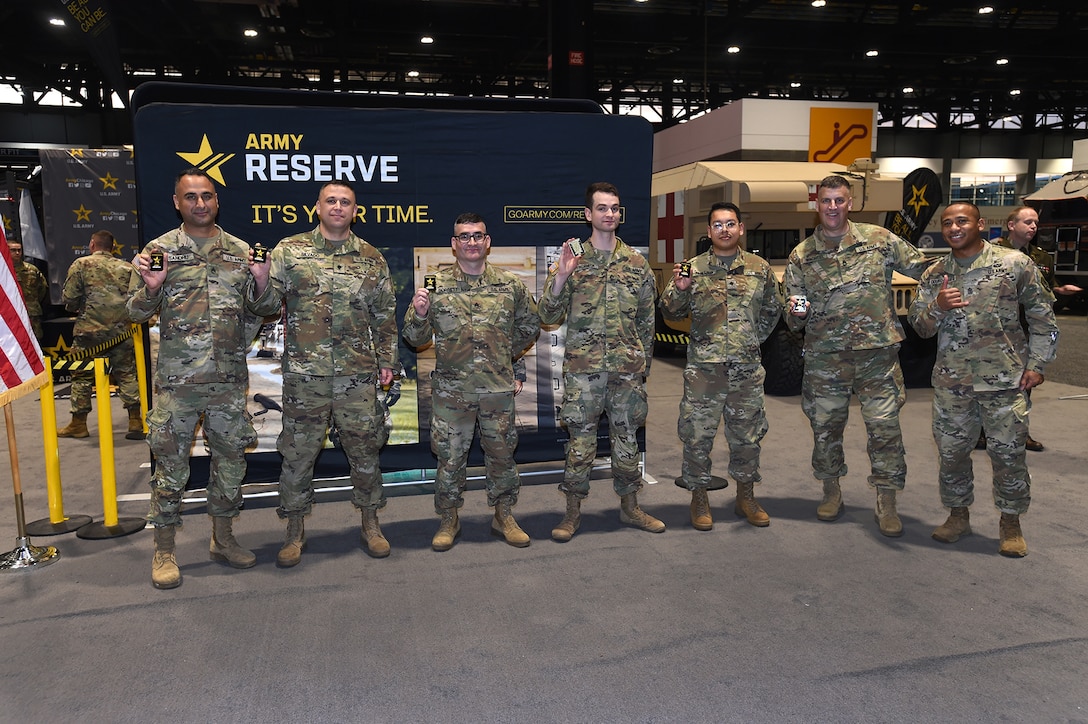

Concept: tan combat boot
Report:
left=57, top=412, right=89, bottom=439
left=209, top=516, right=257, bottom=568
left=491, top=498, right=530, bottom=548
left=125, top=406, right=145, bottom=440
left=151, top=526, right=181, bottom=590
left=431, top=508, right=461, bottom=551
left=619, top=492, right=666, bottom=533
left=690, top=488, right=712, bottom=531
left=932, top=506, right=971, bottom=543
left=361, top=508, right=391, bottom=558
left=277, top=514, right=305, bottom=567
left=875, top=487, right=903, bottom=537
left=998, top=512, right=1027, bottom=557
left=551, top=493, right=581, bottom=542
left=816, top=478, right=843, bottom=521
left=734, top=481, right=770, bottom=527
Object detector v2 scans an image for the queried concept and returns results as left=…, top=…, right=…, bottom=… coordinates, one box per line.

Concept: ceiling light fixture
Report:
left=672, top=78, right=684, bottom=84
left=49, top=17, right=65, bottom=26
left=865, top=49, right=879, bottom=57
left=811, top=0, right=826, bottom=7
left=1009, top=88, right=1021, bottom=96
left=790, top=82, right=802, bottom=88
left=727, top=46, right=740, bottom=54
left=902, top=86, right=914, bottom=94
left=243, top=28, right=258, bottom=38
left=996, top=57, right=1009, bottom=65
left=978, top=6, right=994, bottom=14
left=420, top=35, right=434, bottom=45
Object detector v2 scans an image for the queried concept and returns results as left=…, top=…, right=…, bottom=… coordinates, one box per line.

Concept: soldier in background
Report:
left=7, top=240, right=47, bottom=342
left=660, top=202, right=782, bottom=530
left=248, top=179, right=398, bottom=566
left=538, top=181, right=663, bottom=541
left=908, top=201, right=1058, bottom=557
left=784, top=174, right=930, bottom=537
left=403, top=212, right=540, bottom=551
left=130, top=168, right=266, bottom=589
left=57, top=230, right=143, bottom=440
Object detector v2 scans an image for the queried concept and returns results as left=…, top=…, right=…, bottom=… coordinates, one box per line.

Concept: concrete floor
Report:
left=1, top=313, right=1086, bottom=722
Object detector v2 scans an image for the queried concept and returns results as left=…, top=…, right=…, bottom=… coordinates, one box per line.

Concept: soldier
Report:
left=403, top=212, right=540, bottom=551
left=784, top=174, right=930, bottom=537
left=908, top=201, right=1058, bottom=557
left=660, top=202, right=782, bottom=530
left=58, top=230, right=143, bottom=440
left=129, top=168, right=267, bottom=589
left=538, top=181, right=663, bottom=541
left=248, top=180, right=398, bottom=566
left=7, top=240, right=47, bottom=342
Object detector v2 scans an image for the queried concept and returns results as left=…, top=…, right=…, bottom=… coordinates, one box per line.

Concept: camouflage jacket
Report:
left=249, top=228, right=398, bottom=377
left=402, top=262, right=539, bottom=393
left=63, top=250, right=136, bottom=340
left=908, top=242, right=1058, bottom=391
left=996, top=237, right=1056, bottom=289
left=14, top=260, right=47, bottom=317
left=660, top=249, right=782, bottom=365
left=538, top=238, right=656, bottom=376
left=128, top=225, right=262, bottom=386
left=784, top=221, right=930, bottom=354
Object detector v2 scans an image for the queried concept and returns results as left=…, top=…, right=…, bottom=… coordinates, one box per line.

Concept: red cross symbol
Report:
left=657, top=191, right=684, bottom=263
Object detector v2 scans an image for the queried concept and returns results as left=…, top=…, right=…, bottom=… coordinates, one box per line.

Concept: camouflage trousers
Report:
left=277, top=372, right=388, bottom=517
left=68, top=335, right=140, bottom=415
left=430, top=387, right=519, bottom=511
left=933, top=386, right=1031, bottom=514
left=679, top=362, right=767, bottom=489
left=145, top=382, right=255, bottom=527
left=558, top=371, right=647, bottom=498
left=801, top=345, right=907, bottom=489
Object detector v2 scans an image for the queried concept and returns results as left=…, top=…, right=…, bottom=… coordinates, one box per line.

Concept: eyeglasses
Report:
left=455, top=232, right=488, bottom=242
left=711, top=221, right=739, bottom=231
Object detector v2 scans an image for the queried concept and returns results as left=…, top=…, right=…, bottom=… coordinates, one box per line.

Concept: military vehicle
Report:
left=1025, top=169, right=1088, bottom=311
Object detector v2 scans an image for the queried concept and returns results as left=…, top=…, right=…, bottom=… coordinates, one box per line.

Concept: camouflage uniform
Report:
left=908, top=242, right=1058, bottom=513
left=402, top=263, right=539, bottom=511
left=660, top=249, right=782, bottom=489
left=249, top=228, right=398, bottom=517
left=61, top=250, right=140, bottom=416
left=14, top=260, right=47, bottom=340
left=784, top=221, right=930, bottom=489
left=128, top=226, right=261, bottom=526
left=996, top=237, right=1056, bottom=289
left=538, top=238, right=656, bottom=497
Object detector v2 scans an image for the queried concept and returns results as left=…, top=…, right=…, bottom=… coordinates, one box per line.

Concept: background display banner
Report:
left=131, top=85, right=654, bottom=486
left=884, top=167, right=944, bottom=247
left=39, top=148, right=140, bottom=303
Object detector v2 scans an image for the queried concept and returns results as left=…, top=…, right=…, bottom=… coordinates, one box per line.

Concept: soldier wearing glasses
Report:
left=404, top=213, right=540, bottom=551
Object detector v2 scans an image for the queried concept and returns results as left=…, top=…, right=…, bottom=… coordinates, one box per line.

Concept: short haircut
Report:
left=707, top=201, right=742, bottom=225
left=90, top=230, right=115, bottom=250
left=946, top=200, right=981, bottom=219
left=818, top=175, right=852, bottom=193
left=585, top=181, right=620, bottom=208
left=1006, top=205, right=1037, bottom=226
left=7, top=241, right=22, bottom=249
left=175, top=167, right=212, bottom=186
left=454, top=212, right=486, bottom=229
left=318, top=179, right=356, bottom=199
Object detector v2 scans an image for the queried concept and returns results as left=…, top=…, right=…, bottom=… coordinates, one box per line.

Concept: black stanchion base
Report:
left=76, top=518, right=146, bottom=540
left=25, top=514, right=94, bottom=537
left=0, top=537, right=60, bottom=571
left=673, top=475, right=730, bottom=491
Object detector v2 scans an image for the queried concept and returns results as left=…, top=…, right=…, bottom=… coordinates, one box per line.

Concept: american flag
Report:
left=0, top=226, right=47, bottom=406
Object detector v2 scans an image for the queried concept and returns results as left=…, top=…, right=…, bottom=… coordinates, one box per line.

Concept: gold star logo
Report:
left=73, top=204, right=93, bottom=222
left=176, top=134, right=235, bottom=186
left=68, top=149, right=85, bottom=158
left=112, top=239, right=124, bottom=257
left=43, top=336, right=72, bottom=359
left=99, top=172, right=119, bottom=190
left=907, top=184, right=930, bottom=217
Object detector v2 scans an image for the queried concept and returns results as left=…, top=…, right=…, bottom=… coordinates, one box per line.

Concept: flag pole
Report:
left=0, top=402, right=59, bottom=570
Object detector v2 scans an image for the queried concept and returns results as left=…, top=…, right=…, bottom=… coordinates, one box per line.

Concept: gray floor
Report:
left=2, top=314, right=1087, bottom=723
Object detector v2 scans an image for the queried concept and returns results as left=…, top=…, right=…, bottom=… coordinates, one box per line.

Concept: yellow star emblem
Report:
left=44, top=336, right=72, bottom=359
left=907, top=184, right=930, bottom=217
left=112, top=239, right=124, bottom=257
left=73, top=204, right=93, bottom=222
left=176, top=134, right=235, bottom=186
left=99, top=172, right=119, bottom=190
left=68, top=149, right=85, bottom=158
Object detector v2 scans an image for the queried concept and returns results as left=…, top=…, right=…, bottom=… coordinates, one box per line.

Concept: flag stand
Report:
left=1, top=403, right=59, bottom=571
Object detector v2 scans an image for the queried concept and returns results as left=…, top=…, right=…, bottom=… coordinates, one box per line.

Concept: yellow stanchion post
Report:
left=76, top=357, right=144, bottom=539
left=131, top=323, right=149, bottom=435
left=26, top=357, right=93, bottom=536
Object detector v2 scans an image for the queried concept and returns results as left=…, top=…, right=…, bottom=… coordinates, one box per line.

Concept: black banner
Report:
left=885, top=167, right=943, bottom=246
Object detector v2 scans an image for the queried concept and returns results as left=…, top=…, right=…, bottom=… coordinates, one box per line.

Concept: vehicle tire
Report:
left=761, top=320, right=804, bottom=396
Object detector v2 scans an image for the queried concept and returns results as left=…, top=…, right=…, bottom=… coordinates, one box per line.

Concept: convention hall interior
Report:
left=2, top=2, right=1087, bottom=722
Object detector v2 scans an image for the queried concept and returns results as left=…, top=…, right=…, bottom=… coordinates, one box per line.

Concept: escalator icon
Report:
left=813, top=122, right=869, bottom=162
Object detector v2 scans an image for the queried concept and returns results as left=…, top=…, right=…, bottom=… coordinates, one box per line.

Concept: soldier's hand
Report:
left=514, top=379, right=524, bottom=396
left=379, top=367, right=394, bottom=387
left=133, top=252, right=167, bottom=293
left=1020, top=370, right=1044, bottom=391
left=673, top=262, right=693, bottom=291
left=248, top=248, right=271, bottom=293
left=936, top=275, right=968, bottom=311
left=412, top=288, right=431, bottom=317
left=787, top=295, right=808, bottom=318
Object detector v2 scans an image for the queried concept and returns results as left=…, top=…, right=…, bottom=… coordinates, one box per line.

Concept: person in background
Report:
left=58, top=230, right=143, bottom=440
left=8, top=240, right=47, bottom=342
left=538, top=182, right=663, bottom=541
left=908, top=202, right=1058, bottom=557
left=403, top=212, right=540, bottom=551
left=660, top=201, right=782, bottom=531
